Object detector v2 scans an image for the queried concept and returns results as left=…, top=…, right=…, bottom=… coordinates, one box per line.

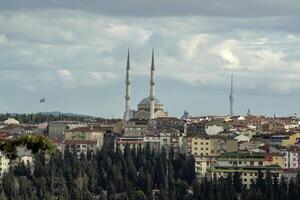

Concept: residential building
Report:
left=194, top=156, right=216, bottom=178
left=209, top=151, right=281, bottom=187
left=123, top=119, right=148, bottom=136
left=3, top=118, right=20, bottom=125
left=148, top=117, right=186, bottom=133
left=205, top=121, right=227, bottom=135
left=264, top=153, right=285, bottom=168
left=48, top=121, right=87, bottom=139
left=64, top=140, right=99, bottom=158
left=234, top=134, right=250, bottom=142
left=282, top=133, right=300, bottom=147
left=115, top=136, right=144, bottom=152
left=191, top=136, right=238, bottom=157
left=282, top=147, right=299, bottom=169
left=64, top=126, right=104, bottom=147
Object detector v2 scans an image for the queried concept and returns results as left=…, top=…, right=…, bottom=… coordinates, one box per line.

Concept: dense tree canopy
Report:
left=0, top=113, right=91, bottom=124
left=1, top=143, right=300, bottom=200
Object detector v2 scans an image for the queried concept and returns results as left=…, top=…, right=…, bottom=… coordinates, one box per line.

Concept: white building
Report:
left=282, top=148, right=299, bottom=169
left=3, top=118, right=20, bottom=125
left=205, top=124, right=224, bottom=135
left=237, top=116, right=246, bottom=121
left=234, top=135, right=251, bottom=142
left=64, top=140, right=99, bottom=158
left=194, top=156, right=216, bottom=178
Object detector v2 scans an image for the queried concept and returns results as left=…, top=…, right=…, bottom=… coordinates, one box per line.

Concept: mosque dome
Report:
left=138, top=97, right=162, bottom=106
left=137, top=97, right=164, bottom=111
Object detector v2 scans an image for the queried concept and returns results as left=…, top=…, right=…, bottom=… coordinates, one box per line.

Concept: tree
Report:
left=0, top=135, right=57, bottom=159
left=233, top=172, right=243, bottom=193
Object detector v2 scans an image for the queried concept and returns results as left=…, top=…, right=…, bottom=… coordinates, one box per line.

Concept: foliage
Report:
left=0, top=135, right=57, bottom=159
left=0, top=113, right=91, bottom=124
left=1, top=143, right=300, bottom=200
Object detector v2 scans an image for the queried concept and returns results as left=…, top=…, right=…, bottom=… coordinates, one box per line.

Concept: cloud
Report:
left=212, top=39, right=241, bottom=69
left=253, top=49, right=285, bottom=64
left=0, top=0, right=300, bottom=18
left=57, top=69, right=74, bottom=87
left=23, top=85, right=36, bottom=92
left=180, top=34, right=211, bottom=59
left=0, top=7, right=300, bottom=116
left=57, top=69, right=71, bottom=77
left=0, top=34, right=8, bottom=45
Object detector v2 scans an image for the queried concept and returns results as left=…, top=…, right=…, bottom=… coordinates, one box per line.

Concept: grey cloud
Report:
left=0, top=0, right=300, bottom=18
left=0, top=6, right=300, bottom=117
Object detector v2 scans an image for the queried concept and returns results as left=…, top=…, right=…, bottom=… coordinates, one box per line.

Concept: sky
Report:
left=0, top=0, right=300, bottom=118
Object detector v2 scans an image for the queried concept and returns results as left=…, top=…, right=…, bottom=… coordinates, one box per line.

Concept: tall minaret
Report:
left=229, top=73, right=234, bottom=116
left=123, top=49, right=131, bottom=121
left=149, top=49, right=155, bottom=120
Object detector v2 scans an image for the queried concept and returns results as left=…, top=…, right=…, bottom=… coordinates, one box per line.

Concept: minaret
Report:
left=149, top=49, right=155, bottom=120
left=123, top=49, right=131, bottom=121
left=229, top=73, right=234, bottom=116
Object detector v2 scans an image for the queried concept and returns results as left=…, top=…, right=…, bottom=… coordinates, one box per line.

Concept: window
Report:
left=244, top=179, right=247, bottom=182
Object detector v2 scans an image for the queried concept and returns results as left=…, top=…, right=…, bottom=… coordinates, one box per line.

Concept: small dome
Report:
left=138, top=97, right=162, bottom=106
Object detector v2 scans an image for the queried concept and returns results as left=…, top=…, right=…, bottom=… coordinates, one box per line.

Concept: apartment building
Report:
left=194, top=156, right=216, bottom=178
left=64, top=140, right=98, bottom=158
left=115, top=136, right=144, bottom=152
left=191, top=136, right=238, bottom=157
left=264, top=153, right=285, bottom=168
left=48, top=121, right=87, bottom=139
left=64, top=126, right=104, bottom=146
left=209, top=151, right=280, bottom=187
left=282, top=147, right=299, bottom=169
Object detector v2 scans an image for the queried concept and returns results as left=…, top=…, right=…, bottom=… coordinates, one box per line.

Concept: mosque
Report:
left=123, top=49, right=168, bottom=122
